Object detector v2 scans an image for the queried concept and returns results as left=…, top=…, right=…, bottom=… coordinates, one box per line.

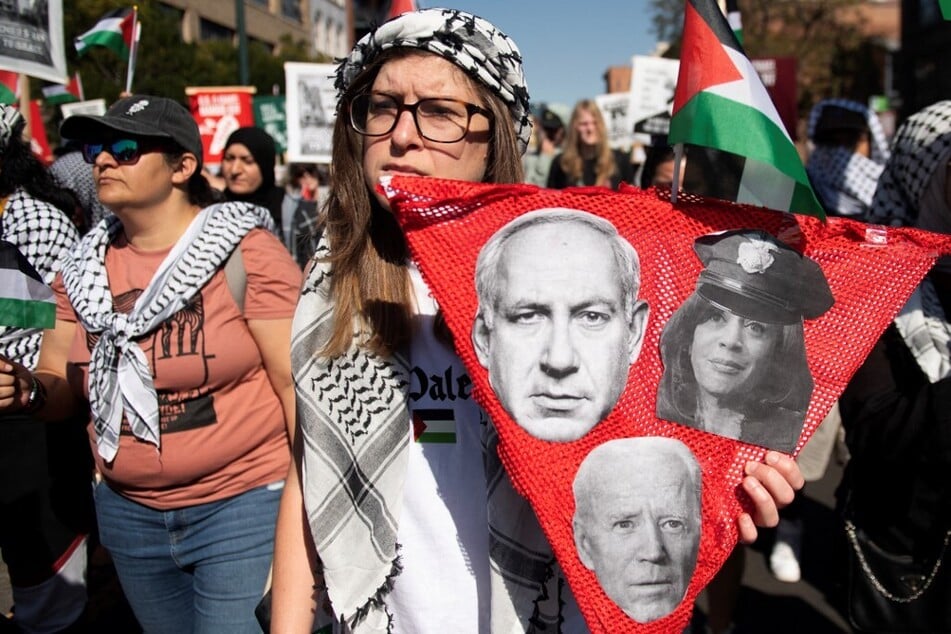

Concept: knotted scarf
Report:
left=60, top=201, right=275, bottom=461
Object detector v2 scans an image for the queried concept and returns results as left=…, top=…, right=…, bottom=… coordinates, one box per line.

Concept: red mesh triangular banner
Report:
left=383, top=175, right=951, bottom=632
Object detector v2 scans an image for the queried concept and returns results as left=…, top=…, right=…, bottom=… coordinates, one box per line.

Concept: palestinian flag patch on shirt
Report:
left=413, top=408, right=456, bottom=443
left=0, top=240, right=55, bottom=329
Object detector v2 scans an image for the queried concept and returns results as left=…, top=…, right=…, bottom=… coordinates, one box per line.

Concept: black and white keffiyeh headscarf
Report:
left=867, top=100, right=951, bottom=227
left=806, top=99, right=890, bottom=218
left=335, top=8, right=533, bottom=155
left=61, top=201, right=275, bottom=462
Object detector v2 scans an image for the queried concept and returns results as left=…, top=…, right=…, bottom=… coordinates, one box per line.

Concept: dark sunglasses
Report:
left=81, top=139, right=164, bottom=165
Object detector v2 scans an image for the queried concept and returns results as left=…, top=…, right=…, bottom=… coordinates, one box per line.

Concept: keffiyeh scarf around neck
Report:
left=867, top=101, right=951, bottom=380
left=806, top=99, right=890, bottom=219
left=291, top=239, right=560, bottom=633
left=60, top=201, right=275, bottom=462
left=867, top=100, right=951, bottom=227
left=806, top=146, right=884, bottom=218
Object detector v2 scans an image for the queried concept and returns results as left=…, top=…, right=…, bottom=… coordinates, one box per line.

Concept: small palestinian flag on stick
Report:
left=725, top=0, right=743, bottom=45
left=0, top=240, right=55, bottom=329
left=0, top=71, right=19, bottom=105
left=75, top=8, right=136, bottom=61
left=41, top=73, right=84, bottom=106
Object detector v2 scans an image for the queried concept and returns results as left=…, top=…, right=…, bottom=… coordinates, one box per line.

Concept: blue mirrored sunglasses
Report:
left=81, top=139, right=161, bottom=165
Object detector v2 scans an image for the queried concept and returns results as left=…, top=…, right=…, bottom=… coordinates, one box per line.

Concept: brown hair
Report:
left=319, top=49, right=523, bottom=358
left=558, top=99, right=616, bottom=187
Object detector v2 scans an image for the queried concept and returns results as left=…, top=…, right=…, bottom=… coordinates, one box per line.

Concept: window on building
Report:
left=282, top=0, right=302, bottom=22
left=200, top=18, right=234, bottom=41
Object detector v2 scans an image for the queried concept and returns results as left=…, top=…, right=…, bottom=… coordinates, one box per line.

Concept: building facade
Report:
left=899, top=0, right=951, bottom=118
left=160, top=0, right=351, bottom=60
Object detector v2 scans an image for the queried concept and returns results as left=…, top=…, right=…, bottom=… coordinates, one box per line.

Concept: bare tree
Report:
left=648, top=0, right=880, bottom=114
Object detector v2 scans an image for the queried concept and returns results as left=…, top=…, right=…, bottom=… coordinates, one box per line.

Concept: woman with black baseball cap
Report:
left=0, top=95, right=302, bottom=633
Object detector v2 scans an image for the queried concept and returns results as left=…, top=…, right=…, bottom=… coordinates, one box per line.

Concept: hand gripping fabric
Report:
left=381, top=175, right=951, bottom=633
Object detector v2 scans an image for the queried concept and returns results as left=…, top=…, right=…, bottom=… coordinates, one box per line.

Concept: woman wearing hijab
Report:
left=221, top=127, right=287, bottom=240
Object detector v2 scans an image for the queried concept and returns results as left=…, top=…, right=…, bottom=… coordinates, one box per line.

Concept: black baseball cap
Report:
left=60, top=95, right=203, bottom=169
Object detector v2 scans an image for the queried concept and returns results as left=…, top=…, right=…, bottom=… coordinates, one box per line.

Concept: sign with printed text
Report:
left=0, top=0, right=67, bottom=83
left=595, top=92, right=635, bottom=150
left=284, top=62, right=337, bottom=163
left=629, top=55, right=680, bottom=143
left=185, top=86, right=256, bottom=169
left=253, top=95, right=288, bottom=154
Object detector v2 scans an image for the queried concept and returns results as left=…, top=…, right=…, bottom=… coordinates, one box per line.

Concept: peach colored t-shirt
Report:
left=54, top=228, right=301, bottom=510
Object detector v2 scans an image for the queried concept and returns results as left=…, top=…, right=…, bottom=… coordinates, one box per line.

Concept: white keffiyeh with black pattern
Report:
left=60, top=201, right=275, bottom=461
left=292, top=237, right=563, bottom=633
left=0, top=189, right=79, bottom=371
left=335, top=8, right=533, bottom=155
left=806, top=99, right=890, bottom=219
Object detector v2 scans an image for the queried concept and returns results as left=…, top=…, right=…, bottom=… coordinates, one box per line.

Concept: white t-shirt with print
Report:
left=384, top=263, right=492, bottom=633
left=385, top=263, right=588, bottom=633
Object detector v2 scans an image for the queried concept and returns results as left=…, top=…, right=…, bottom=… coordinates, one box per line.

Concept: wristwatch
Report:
left=23, top=374, right=47, bottom=414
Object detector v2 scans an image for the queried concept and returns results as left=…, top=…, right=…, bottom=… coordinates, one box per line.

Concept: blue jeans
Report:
left=94, top=479, right=283, bottom=634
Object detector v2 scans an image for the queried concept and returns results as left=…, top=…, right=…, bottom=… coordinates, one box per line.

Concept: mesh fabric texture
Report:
left=383, top=176, right=951, bottom=632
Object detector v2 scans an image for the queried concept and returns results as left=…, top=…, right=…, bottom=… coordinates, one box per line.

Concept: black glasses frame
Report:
left=348, top=92, right=493, bottom=144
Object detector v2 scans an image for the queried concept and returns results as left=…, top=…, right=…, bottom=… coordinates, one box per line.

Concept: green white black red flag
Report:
left=669, top=0, right=824, bottom=218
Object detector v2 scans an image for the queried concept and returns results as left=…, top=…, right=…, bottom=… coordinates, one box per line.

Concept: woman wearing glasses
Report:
left=0, top=96, right=301, bottom=633
left=270, top=9, right=805, bottom=632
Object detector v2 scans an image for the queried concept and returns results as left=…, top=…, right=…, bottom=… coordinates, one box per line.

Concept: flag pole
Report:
left=671, top=143, right=684, bottom=204
left=17, top=73, right=30, bottom=142
left=124, top=6, right=139, bottom=93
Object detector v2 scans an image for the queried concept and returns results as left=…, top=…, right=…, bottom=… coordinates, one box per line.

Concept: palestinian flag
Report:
left=0, top=71, right=19, bottom=105
left=412, top=409, right=456, bottom=443
left=725, top=0, right=743, bottom=45
left=0, top=240, right=55, bottom=329
left=670, top=0, right=825, bottom=219
left=941, top=0, right=951, bottom=20
left=75, top=9, right=135, bottom=60
left=42, top=74, right=83, bottom=106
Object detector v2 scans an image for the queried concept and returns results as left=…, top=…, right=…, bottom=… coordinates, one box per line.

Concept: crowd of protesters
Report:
left=0, top=7, right=947, bottom=634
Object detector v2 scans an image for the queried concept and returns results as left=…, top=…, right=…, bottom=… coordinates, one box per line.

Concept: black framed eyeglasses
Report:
left=81, top=139, right=164, bottom=165
left=349, top=92, right=493, bottom=144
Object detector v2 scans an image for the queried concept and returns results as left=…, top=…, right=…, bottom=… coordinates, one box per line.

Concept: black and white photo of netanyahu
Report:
left=572, top=437, right=701, bottom=623
left=656, top=229, right=834, bottom=453
left=472, top=208, right=649, bottom=442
